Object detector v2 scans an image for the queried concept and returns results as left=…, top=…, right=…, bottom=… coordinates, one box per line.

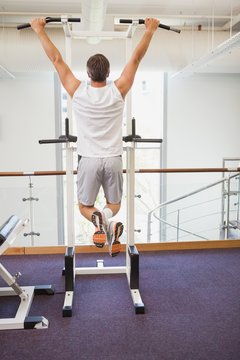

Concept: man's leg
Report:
left=78, top=203, right=98, bottom=222
left=102, top=157, right=124, bottom=257
left=77, top=158, right=107, bottom=247
left=102, top=202, right=123, bottom=257
left=102, top=202, right=121, bottom=227
left=104, top=202, right=121, bottom=217
left=78, top=203, right=107, bottom=248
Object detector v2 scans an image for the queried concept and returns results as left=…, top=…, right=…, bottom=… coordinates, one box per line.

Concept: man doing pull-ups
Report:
left=30, top=17, right=159, bottom=256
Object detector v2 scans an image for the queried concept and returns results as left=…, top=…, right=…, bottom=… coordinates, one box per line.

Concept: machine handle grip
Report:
left=39, top=139, right=68, bottom=144
left=119, top=19, right=181, bottom=34
left=17, top=17, right=81, bottom=30
left=17, top=23, right=31, bottom=30
left=39, top=135, right=77, bottom=144
left=134, top=138, right=163, bottom=143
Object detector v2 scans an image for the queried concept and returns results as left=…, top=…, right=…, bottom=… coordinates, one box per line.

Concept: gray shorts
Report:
left=77, top=156, right=123, bottom=206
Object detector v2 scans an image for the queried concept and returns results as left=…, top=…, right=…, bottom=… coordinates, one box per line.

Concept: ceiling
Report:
left=0, top=0, right=239, bottom=13
left=1, top=0, right=240, bottom=29
left=1, top=1, right=240, bottom=77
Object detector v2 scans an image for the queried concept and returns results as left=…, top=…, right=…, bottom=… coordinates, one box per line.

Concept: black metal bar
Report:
left=39, top=139, right=68, bottom=144
left=64, top=247, right=75, bottom=292
left=17, top=17, right=81, bottom=30
left=119, top=18, right=181, bottom=34
left=46, top=17, right=81, bottom=24
left=132, top=117, right=136, bottom=138
left=65, top=118, right=69, bottom=138
left=133, top=138, right=163, bottom=143
left=128, top=245, right=139, bottom=289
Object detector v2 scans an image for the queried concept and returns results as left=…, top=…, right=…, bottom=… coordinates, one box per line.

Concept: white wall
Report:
left=0, top=26, right=238, bottom=73
left=164, top=74, right=240, bottom=240
left=168, top=74, right=240, bottom=168
left=0, top=72, right=59, bottom=246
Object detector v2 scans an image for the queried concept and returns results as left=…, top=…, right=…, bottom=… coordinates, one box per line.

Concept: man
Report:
left=30, top=17, right=159, bottom=256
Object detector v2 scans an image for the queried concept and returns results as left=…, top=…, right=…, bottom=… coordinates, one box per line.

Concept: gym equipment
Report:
left=39, top=117, right=162, bottom=316
left=17, top=15, right=167, bottom=316
left=0, top=215, right=54, bottom=330
left=17, top=16, right=181, bottom=34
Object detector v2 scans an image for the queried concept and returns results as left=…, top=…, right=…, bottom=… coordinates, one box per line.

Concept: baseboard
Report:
left=3, top=239, right=240, bottom=255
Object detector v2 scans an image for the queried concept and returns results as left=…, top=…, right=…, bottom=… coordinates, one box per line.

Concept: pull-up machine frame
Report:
left=17, top=16, right=170, bottom=316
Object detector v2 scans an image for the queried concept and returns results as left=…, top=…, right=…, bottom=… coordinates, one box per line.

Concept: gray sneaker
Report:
left=108, top=221, right=124, bottom=257
left=91, top=211, right=107, bottom=248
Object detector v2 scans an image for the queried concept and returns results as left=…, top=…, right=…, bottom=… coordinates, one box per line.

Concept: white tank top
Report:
left=72, top=81, right=124, bottom=157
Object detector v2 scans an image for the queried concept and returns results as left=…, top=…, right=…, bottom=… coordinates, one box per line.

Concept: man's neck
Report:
left=90, top=80, right=107, bottom=88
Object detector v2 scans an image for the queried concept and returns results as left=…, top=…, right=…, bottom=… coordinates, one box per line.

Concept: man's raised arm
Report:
left=30, top=18, right=80, bottom=97
left=115, top=18, right=159, bottom=99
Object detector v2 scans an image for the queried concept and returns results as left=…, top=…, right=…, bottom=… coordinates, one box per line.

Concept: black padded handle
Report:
left=133, top=138, right=163, bottom=143
left=17, top=23, right=32, bottom=30
left=123, top=136, right=162, bottom=143
left=119, top=19, right=181, bottom=34
left=17, top=17, right=81, bottom=30
left=39, top=136, right=77, bottom=144
left=39, top=139, right=68, bottom=144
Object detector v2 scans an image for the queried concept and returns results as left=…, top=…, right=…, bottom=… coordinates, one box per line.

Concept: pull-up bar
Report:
left=119, top=19, right=181, bottom=34
left=17, top=16, right=181, bottom=34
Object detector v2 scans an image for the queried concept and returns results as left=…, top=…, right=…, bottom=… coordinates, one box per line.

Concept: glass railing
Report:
left=147, top=172, right=240, bottom=242
left=0, top=168, right=239, bottom=247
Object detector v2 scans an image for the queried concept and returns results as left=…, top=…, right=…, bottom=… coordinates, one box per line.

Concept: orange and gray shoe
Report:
left=108, top=221, right=124, bottom=257
left=91, top=211, right=107, bottom=248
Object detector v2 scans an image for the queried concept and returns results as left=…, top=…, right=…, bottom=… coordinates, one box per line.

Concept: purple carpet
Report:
left=0, top=249, right=240, bottom=360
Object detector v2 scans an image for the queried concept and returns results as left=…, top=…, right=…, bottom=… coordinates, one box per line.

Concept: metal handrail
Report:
left=153, top=210, right=226, bottom=242
left=168, top=226, right=221, bottom=242
left=0, top=167, right=240, bottom=177
left=147, top=172, right=240, bottom=242
left=149, top=173, right=239, bottom=215
left=157, top=210, right=221, bottom=228
left=1, top=168, right=239, bottom=243
left=166, top=196, right=222, bottom=216
left=152, top=215, right=209, bottom=241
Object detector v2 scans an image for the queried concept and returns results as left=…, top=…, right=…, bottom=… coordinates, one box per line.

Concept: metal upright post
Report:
left=220, top=158, right=226, bottom=239
left=160, top=72, right=168, bottom=242
left=22, top=176, right=40, bottom=245
left=124, top=24, right=145, bottom=313
left=62, top=15, right=75, bottom=248
left=125, top=28, right=133, bottom=277
left=62, top=16, right=76, bottom=316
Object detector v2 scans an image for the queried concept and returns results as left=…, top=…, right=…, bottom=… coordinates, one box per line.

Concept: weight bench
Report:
left=0, top=215, right=54, bottom=330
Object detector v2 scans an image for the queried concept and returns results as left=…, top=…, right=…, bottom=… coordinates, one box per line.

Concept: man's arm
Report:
left=30, top=18, right=80, bottom=97
left=115, top=18, right=159, bottom=99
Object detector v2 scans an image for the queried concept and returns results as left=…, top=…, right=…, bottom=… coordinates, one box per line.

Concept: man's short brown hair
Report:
left=86, top=54, right=110, bottom=82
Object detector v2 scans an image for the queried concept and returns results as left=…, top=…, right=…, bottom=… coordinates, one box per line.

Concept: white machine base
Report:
left=0, top=286, right=49, bottom=330
left=63, top=250, right=145, bottom=316
left=75, top=266, right=126, bottom=275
